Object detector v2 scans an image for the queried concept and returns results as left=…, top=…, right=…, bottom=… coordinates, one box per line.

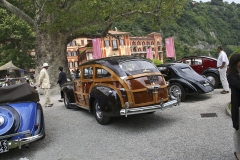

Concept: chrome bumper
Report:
left=120, top=99, right=179, bottom=117
left=0, top=130, right=45, bottom=151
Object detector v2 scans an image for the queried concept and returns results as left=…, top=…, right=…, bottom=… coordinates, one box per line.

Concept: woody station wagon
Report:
left=62, top=56, right=179, bottom=125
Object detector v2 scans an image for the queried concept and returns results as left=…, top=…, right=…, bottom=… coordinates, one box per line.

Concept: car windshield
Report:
left=119, top=60, right=159, bottom=75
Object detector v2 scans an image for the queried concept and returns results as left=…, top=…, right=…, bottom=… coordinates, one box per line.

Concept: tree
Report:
left=0, top=8, right=35, bottom=70
left=0, top=0, right=187, bottom=86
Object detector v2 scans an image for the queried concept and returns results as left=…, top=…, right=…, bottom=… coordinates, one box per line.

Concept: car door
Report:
left=189, top=58, right=203, bottom=74
left=202, top=57, right=217, bottom=69
left=74, top=66, right=94, bottom=109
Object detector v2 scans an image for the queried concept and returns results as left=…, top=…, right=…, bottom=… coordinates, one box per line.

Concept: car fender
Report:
left=7, top=102, right=38, bottom=140
left=34, top=103, right=45, bottom=136
left=169, top=78, right=198, bottom=93
left=62, top=82, right=75, bottom=103
left=202, top=68, right=219, bottom=76
left=89, top=85, right=122, bottom=116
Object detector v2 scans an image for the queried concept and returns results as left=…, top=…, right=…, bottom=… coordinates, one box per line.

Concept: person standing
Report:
left=227, top=53, right=240, bottom=160
left=217, top=46, right=230, bottom=94
left=57, top=66, right=67, bottom=102
left=39, top=63, right=53, bottom=107
left=5, top=74, right=11, bottom=86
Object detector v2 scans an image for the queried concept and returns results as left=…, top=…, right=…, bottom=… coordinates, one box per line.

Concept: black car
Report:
left=175, top=56, right=221, bottom=88
left=157, top=63, right=214, bottom=101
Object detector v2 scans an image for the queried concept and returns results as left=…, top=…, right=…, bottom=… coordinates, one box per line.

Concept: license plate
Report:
left=148, top=75, right=159, bottom=83
left=0, top=140, right=8, bottom=153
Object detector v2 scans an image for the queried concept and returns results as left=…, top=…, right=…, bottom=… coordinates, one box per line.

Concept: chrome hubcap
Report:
left=95, top=104, right=103, bottom=119
left=170, top=85, right=181, bottom=97
left=207, top=76, right=215, bottom=86
left=0, top=116, right=4, bottom=126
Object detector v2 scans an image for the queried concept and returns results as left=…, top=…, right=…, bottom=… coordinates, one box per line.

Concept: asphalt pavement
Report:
left=0, top=88, right=236, bottom=160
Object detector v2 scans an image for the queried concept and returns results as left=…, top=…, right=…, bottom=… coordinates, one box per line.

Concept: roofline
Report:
left=178, top=56, right=217, bottom=61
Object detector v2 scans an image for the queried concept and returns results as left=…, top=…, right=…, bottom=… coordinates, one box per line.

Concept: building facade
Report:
left=66, top=30, right=163, bottom=71
left=130, top=32, right=163, bottom=60
left=66, top=38, right=91, bottom=71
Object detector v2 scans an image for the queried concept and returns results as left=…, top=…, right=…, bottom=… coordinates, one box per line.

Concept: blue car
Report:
left=0, top=82, right=45, bottom=153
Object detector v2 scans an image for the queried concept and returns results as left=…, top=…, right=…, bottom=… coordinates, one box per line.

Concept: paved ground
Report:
left=0, top=88, right=236, bottom=160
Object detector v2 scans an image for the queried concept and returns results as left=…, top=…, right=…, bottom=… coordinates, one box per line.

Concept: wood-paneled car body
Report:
left=0, top=82, right=45, bottom=153
left=62, top=56, right=179, bottom=125
left=175, top=56, right=220, bottom=88
left=157, top=63, right=214, bottom=101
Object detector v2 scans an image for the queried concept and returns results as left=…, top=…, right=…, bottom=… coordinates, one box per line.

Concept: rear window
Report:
left=119, top=61, right=159, bottom=75
left=177, top=67, right=199, bottom=77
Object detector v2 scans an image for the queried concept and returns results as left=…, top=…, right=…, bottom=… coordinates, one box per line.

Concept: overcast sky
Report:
left=195, top=0, right=240, bottom=3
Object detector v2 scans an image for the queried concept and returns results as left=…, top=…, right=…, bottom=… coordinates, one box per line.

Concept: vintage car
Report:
left=0, top=82, right=45, bottom=153
left=62, top=56, right=179, bottom=125
left=157, top=63, right=214, bottom=101
left=175, top=56, right=220, bottom=88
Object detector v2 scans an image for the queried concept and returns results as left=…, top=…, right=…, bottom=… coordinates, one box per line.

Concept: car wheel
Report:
left=169, top=83, right=186, bottom=101
left=94, top=100, right=110, bottom=125
left=205, top=73, right=220, bottom=88
left=39, top=125, right=46, bottom=140
left=0, top=106, right=20, bottom=138
left=64, top=93, right=71, bottom=109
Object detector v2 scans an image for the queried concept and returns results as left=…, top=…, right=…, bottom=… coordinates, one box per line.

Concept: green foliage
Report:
left=147, top=58, right=162, bottom=66
left=115, top=1, right=240, bottom=60
left=0, top=8, right=35, bottom=70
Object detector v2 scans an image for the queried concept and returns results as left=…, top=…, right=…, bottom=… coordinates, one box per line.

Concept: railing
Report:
left=0, top=78, right=33, bottom=87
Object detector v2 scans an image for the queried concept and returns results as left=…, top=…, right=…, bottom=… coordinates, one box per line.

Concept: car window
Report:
left=75, top=69, right=81, bottom=78
left=96, top=68, right=111, bottom=78
left=192, top=58, right=202, bottom=65
left=83, top=67, right=93, bottom=79
left=119, top=60, right=158, bottom=75
left=185, top=59, right=192, bottom=65
left=179, top=67, right=199, bottom=76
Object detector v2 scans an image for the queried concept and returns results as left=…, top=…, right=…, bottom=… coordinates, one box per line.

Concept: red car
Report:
left=175, top=56, right=220, bottom=88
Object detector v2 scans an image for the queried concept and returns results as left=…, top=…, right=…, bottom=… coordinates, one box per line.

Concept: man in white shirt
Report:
left=217, top=46, right=230, bottom=94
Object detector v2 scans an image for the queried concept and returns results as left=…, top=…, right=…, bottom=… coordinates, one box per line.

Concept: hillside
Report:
left=114, top=0, right=240, bottom=61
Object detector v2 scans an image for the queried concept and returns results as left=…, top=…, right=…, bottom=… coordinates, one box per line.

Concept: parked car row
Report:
left=0, top=55, right=217, bottom=153
left=175, top=56, right=220, bottom=88
left=61, top=55, right=217, bottom=124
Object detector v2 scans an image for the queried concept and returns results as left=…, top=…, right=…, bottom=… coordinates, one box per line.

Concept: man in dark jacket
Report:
left=57, top=66, right=67, bottom=102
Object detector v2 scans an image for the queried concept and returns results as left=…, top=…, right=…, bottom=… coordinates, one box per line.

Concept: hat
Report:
left=42, top=63, right=49, bottom=68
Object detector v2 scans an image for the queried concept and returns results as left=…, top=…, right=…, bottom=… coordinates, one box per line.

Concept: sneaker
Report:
left=58, top=99, right=63, bottom=102
left=46, top=104, right=53, bottom=107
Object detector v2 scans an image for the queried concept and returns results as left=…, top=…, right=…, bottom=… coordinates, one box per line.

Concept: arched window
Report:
left=132, top=41, right=136, bottom=45
left=151, top=41, right=154, bottom=45
left=143, top=47, right=146, bottom=51
left=137, top=41, right=140, bottom=45
left=138, top=48, right=141, bottom=52
left=133, top=47, right=136, bottom=52
left=147, top=41, right=150, bottom=45
left=142, top=41, right=145, bottom=45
